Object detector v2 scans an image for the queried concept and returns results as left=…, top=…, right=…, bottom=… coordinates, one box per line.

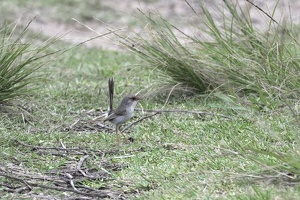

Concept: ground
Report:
left=0, top=0, right=300, bottom=199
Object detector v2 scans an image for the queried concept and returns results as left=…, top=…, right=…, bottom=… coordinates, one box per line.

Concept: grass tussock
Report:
left=0, top=18, right=64, bottom=104
left=119, top=0, right=300, bottom=106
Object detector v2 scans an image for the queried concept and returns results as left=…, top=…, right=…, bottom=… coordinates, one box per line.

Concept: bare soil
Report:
left=15, top=0, right=300, bottom=50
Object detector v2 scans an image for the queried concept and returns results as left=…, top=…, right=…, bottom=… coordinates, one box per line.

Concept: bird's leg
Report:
left=115, top=125, right=119, bottom=146
left=120, top=129, right=127, bottom=142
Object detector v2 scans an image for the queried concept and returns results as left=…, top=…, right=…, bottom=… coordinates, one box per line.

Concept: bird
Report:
left=104, top=78, right=142, bottom=145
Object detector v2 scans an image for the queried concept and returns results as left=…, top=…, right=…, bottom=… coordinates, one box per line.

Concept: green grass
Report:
left=0, top=49, right=298, bottom=198
left=0, top=0, right=299, bottom=199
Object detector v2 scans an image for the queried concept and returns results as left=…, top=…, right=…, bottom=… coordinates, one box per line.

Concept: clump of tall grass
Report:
left=0, top=18, right=62, bottom=104
left=119, top=0, right=300, bottom=106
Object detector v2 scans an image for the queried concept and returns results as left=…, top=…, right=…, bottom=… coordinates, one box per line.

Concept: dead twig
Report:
left=65, top=173, right=79, bottom=191
left=2, top=184, right=29, bottom=193
left=96, top=122, right=114, bottom=131
left=77, top=155, right=89, bottom=177
left=135, top=108, right=232, bottom=119
left=69, top=119, right=81, bottom=129
left=15, top=139, right=145, bottom=156
left=15, top=140, right=81, bottom=151
left=0, top=165, right=65, bottom=184
left=0, top=170, right=122, bottom=198
left=122, top=111, right=161, bottom=132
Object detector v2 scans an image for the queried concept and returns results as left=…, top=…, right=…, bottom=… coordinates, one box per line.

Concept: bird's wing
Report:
left=113, top=107, right=127, bottom=116
left=104, top=107, right=127, bottom=121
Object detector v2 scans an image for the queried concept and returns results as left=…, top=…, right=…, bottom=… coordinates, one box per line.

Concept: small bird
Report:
left=104, top=78, right=142, bottom=145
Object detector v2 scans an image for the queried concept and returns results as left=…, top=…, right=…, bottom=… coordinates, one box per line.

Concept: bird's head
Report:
left=121, top=94, right=142, bottom=107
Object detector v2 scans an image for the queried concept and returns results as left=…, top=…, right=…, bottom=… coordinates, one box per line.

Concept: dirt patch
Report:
left=15, top=0, right=300, bottom=50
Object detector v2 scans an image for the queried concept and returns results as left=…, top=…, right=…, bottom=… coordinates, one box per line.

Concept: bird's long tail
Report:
left=108, top=77, right=114, bottom=115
